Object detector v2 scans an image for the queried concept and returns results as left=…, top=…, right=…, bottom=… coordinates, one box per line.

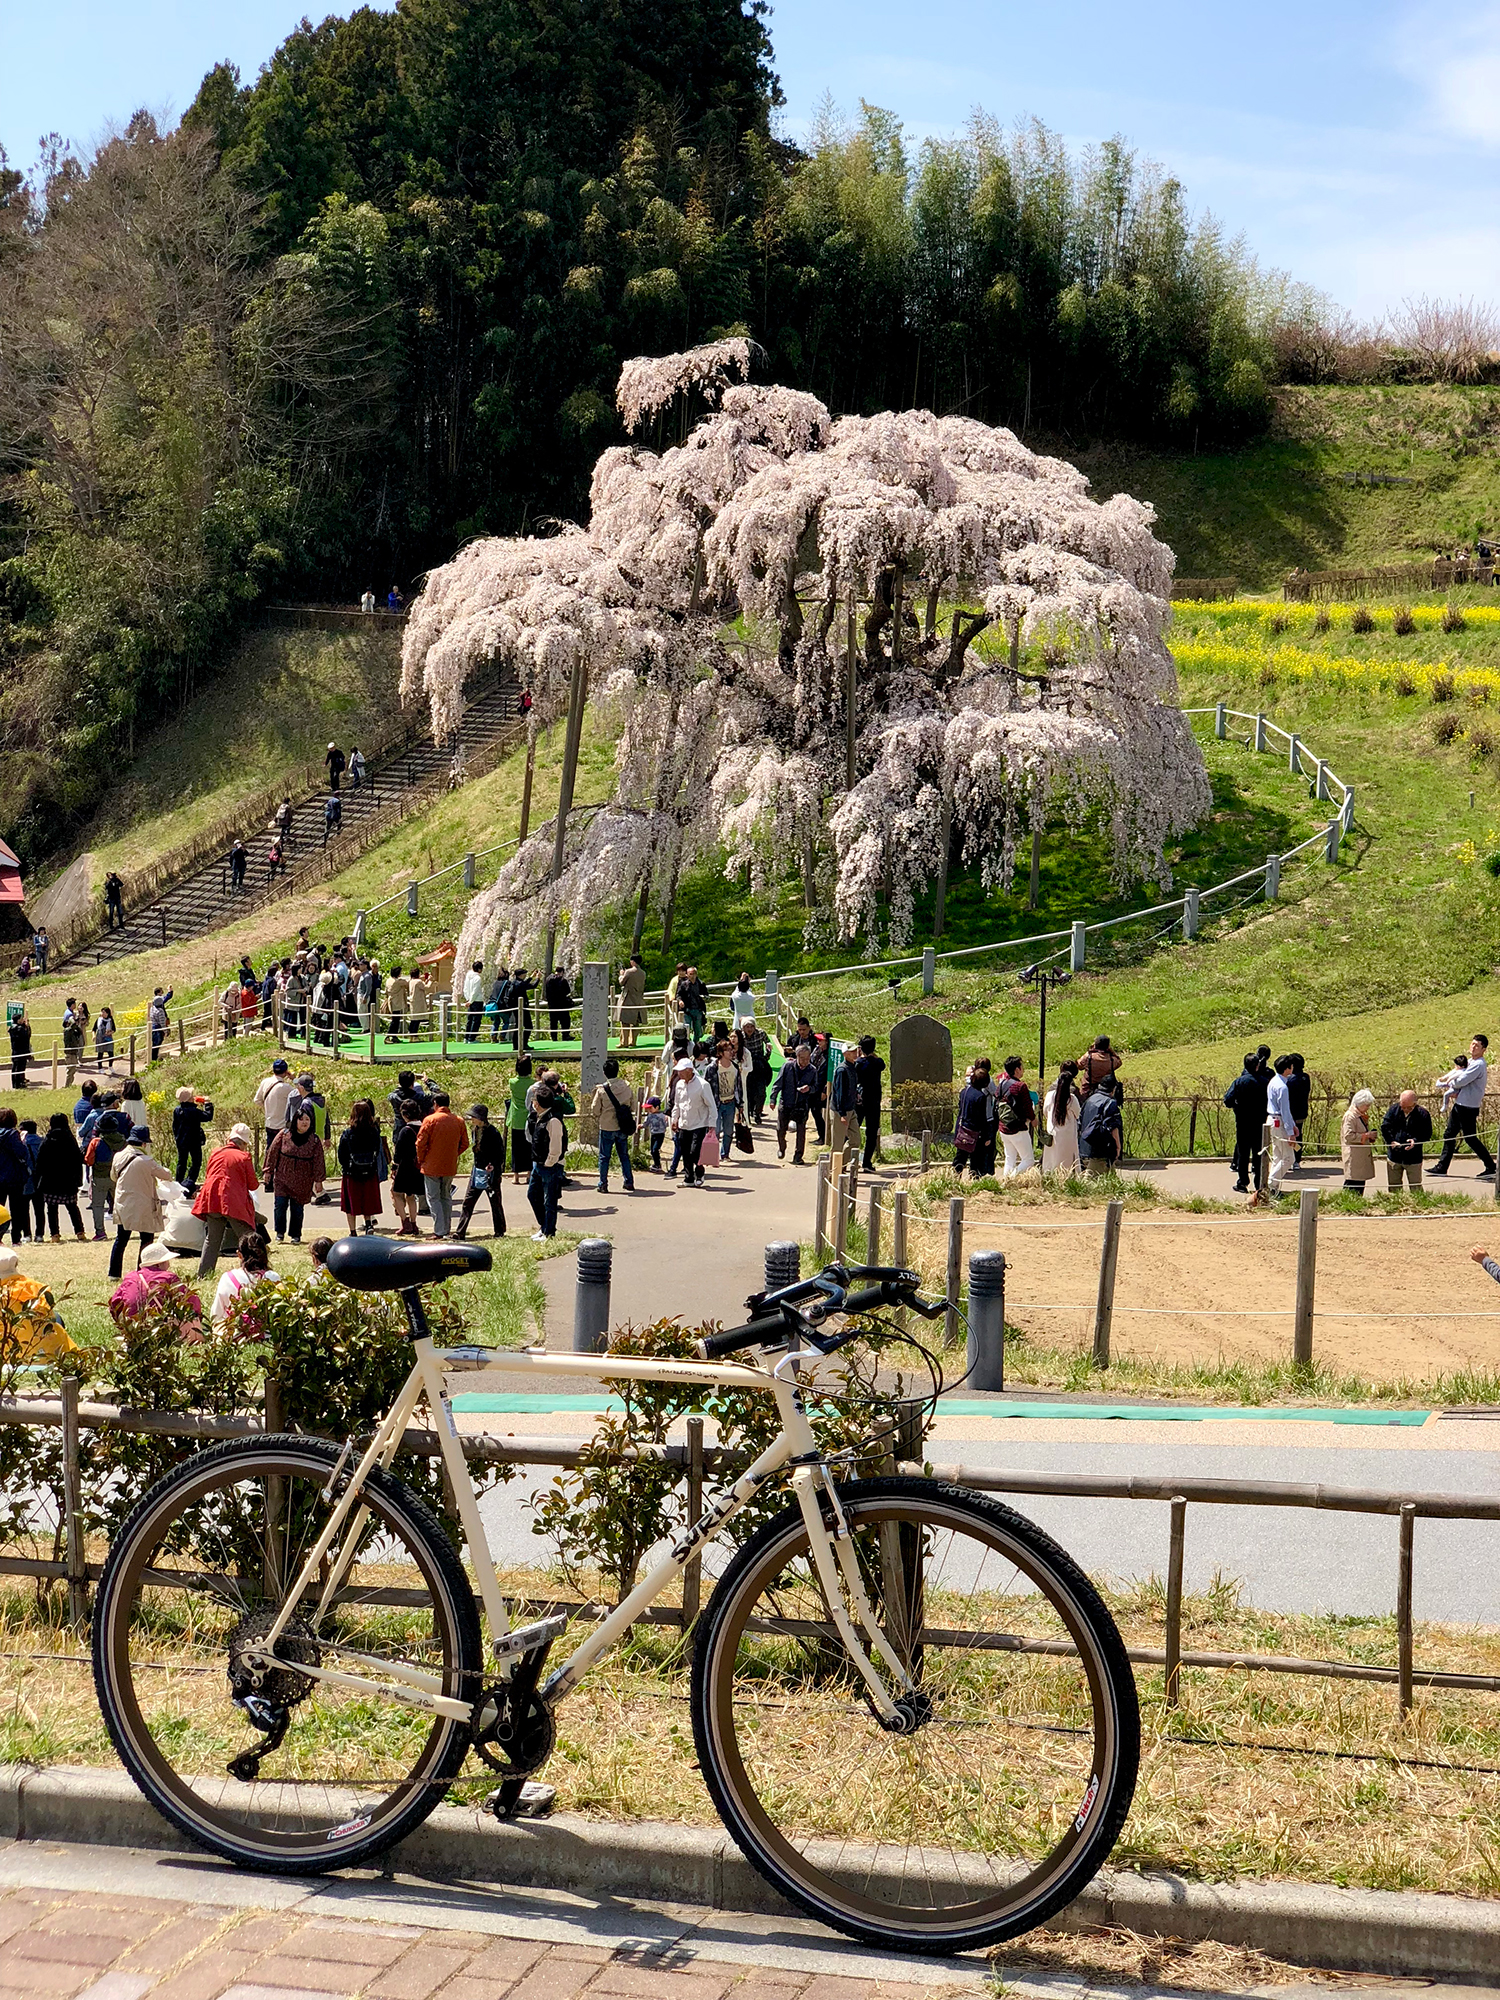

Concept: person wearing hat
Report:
left=192, top=1125, right=261, bottom=1276
left=171, top=1086, right=216, bottom=1196
left=254, top=1058, right=295, bottom=1142
left=108, top=1241, right=203, bottom=1330
left=670, top=1055, right=716, bottom=1186
left=453, top=1104, right=506, bottom=1239
left=325, top=741, right=346, bottom=791
left=0, top=1248, right=77, bottom=1361
left=109, top=1123, right=178, bottom=1278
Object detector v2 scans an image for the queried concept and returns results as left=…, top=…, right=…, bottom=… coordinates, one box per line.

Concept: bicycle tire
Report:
left=690, top=1475, right=1139, bottom=1953
left=93, top=1433, right=483, bottom=1874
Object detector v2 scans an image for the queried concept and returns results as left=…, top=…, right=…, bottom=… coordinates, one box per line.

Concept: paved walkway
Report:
left=0, top=1834, right=1476, bottom=2000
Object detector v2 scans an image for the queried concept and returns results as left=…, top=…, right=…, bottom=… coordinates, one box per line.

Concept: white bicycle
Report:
left=93, top=1237, right=1139, bottom=1953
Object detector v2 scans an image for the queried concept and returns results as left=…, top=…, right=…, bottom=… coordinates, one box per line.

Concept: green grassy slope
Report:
left=34, top=623, right=404, bottom=896
left=1069, top=385, right=1500, bottom=590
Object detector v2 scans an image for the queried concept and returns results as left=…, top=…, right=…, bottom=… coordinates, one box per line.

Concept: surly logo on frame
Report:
left=670, top=1467, right=776, bottom=1562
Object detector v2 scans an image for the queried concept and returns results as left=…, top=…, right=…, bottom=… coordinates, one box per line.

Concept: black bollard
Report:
left=764, top=1241, right=800, bottom=1292
left=572, top=1238, right=613, bottom=1353
left=966, top=1248, right=1006, bottom=1392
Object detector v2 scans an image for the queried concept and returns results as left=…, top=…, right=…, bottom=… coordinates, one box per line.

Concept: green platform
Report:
left=450, top=1391, right=1430, bottom=1424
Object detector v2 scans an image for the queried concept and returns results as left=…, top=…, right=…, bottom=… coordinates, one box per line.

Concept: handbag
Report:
left=471, top=1165, right=493, bottom=1193
left=699, top=1128, right=720, bottom=1167
left=954, top=1124, right=978, bottom=1153
left=733, top=1119, right=754, bottom=1155
left=607, top=1083, right=636, bottom=1136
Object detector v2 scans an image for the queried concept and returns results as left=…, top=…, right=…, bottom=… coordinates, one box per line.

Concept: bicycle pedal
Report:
left=493, top=1613, right=568, bottom=1661
left=484, top=1779, right=556, bottom=1820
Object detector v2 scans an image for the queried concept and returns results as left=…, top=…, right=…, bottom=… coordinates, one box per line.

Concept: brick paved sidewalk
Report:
left=0, top=1888, right=933, bottom=2000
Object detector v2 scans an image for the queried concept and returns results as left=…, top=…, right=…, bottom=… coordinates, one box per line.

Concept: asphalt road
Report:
left=474, top=1419, right=1500, bottom=1622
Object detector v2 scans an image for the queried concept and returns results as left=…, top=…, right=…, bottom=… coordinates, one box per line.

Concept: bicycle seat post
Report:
left=401, top=1287, right=431, bottom=1341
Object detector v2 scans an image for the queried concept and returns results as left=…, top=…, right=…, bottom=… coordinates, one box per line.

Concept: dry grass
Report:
left=993, top=1927, right=1349, bottom=1991
left=6, top=1568, right=1500, bottom=1898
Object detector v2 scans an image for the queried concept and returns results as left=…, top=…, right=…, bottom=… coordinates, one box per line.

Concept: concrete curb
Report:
left=2, top=1766, right=1497, bottom=1980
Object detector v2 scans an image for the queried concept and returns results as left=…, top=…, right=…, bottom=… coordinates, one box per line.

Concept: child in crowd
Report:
left=644, top=1096, right=669, bottom=1172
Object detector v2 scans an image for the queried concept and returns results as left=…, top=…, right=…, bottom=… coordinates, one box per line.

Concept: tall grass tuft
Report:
left=1430, top=668, right=1457, bottom=702
left=1444, top=601, right=1467, bottom=633
left=1392, top=604, right=1416, bottom=635
left=1351, top=604, right=1376, bottom=633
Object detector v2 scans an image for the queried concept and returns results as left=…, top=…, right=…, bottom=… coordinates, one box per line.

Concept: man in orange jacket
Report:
left=415, top=1092, right=468, bottom=1239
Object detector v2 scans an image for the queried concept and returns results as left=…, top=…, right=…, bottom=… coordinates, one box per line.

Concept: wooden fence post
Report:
left=682, top=1416, right=704, bottom=1650
left=920, top=1129, right=932, bottom=1169
left=61, top=1375, right=87, bottom=1630
left=1397, top=1501, right=1416, bottom=1717
left=1164, top=1495, right=1187, bottom=1708
left=1293, top=1187, right=1318, bottom=1367
left=944, top=1196, right=964, bottom=1346
left=865, top=1181, right=881, bottom=1265
left=50, top=1041, right=58, bottom=1089
left=177, top=1017, right=186, bottom=1056
left=1092, top=1199, right=1123, bottom=1368
left=832, top=1171, right=849, bottom=1260
left=128, top=1033, right=137, bottom=1075
left=814, top=1157, right=830, bottom=1260
left=892, top=1189, right=908, bottom=1332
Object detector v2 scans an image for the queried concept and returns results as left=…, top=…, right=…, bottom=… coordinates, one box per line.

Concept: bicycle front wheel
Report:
left=93, top=1435, right=482, bottom=1872
left=691, top=1476, right=1138, bottom=1953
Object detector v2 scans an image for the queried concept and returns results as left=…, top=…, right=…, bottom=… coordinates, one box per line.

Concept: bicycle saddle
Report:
left=325, top=1236, right=493, bottom=1291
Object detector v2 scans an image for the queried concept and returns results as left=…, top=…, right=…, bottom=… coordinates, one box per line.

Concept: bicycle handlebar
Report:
left=696, top=1264, right=947, bottom=1361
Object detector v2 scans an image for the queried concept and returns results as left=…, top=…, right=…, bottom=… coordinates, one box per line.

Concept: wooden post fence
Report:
left=1164, top=1495, right=1187, bottom=1707
left=1294, top=1187, right=1318, bottom=1366
left=944, top=1196, right=964, bottom=1347
left=1398, top=1501, right=1416, bottom=1716
left=682, top=1415, right=705, bottom=1650
left=833, top=1171, right=849, bottom=1260
left=61, top=1376, right=87, bottom=1630
left=814, top=1158, right=830, bottom=1259
left=865, top=1181, right=881, bottom=1264
left=892, top=1188, right=908, bottom=1331
left=1092, top=1199, right=1123, bottom=1367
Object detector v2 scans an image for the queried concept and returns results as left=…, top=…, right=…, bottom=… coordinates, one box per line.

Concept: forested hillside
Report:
left=2, top=0, right=1493, bottom=874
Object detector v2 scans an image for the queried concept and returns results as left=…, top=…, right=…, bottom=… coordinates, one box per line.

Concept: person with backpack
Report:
left=264, top=1104, right=327, bottom=1245
left=592, top=1057, right=638, bottom=1193
left=707, top=1042, right=744, bottom=1164
left=84, top=1104, right=129, bottom=1239
left=148, top=987, right=172, bottom=1063
left=527, top=1089, right=568, bottom=1237
left=454, top=1104, right=507, bottom=1237
left=828, top=1050, right=860, bottom=1155
left=854, top=1035, right=886, bottom=1170
left=171, top=1087, right=215, bottom=1196
left=954, top=1062, right=998, bottom=1178
left=110, top=1124, right=178, bottom=1276
left=1078, top=1080, right=1124, bottom=1176
left=338, top=1099, right=386, bottom=1236
left=995, top=1055, right=1037, bottom=1177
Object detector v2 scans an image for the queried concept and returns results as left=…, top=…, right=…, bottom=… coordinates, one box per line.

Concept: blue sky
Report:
left=2, top=1, right=1495, bottom=320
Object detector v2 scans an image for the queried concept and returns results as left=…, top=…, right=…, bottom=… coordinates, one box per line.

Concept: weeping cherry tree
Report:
left=400, top=338, right=1210, bottom=970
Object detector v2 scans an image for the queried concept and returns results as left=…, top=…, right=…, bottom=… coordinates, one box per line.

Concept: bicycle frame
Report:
left=255, top=1334, right=914, bottom=1728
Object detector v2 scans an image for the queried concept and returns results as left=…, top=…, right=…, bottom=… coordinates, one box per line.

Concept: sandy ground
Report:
left=906, top=1197, right=1500, bottom=1376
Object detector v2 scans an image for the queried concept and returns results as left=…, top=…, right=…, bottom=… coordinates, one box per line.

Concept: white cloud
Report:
left=1396, top=5, right=1500, bottom=144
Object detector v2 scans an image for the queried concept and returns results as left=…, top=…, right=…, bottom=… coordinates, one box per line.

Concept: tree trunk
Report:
left=802, top=829, right=817, bottom=911
left=544, top=655, right=588, bottom=974
left=518, top=729, right=537, bottom=844
left=661, top=846, right=682, bottom=954
left=845, top=600, right=857, bottom=792
left=1028, top=824, right=1041, bottom=910
left=924, top=587, right=938, bottom=640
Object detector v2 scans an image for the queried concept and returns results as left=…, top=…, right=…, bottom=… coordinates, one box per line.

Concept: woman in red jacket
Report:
left=193, top=1124, right=261, bottom=1277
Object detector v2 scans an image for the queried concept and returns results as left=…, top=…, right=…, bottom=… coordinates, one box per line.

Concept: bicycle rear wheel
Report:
left=93, top=1435, right=482, bottom=1872
left=691, top=1475, right=1138, bottom=1953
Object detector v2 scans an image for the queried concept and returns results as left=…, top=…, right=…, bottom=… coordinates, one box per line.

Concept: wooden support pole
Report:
left=814, top=1157, right=830, bottom=1260
left=1028, top=825, right=1041, bottom=911
left=832, top=1172, right=849, bottom=1260
left=1092, top=1198, right=1123, bottom=1368
left=1397, top=1501, right=1416, bottom=1716
left=845, top=599, right=857, bottom=792
left=865, top=1181, right=881, bottom=1265
left=682, top=1416, right=704, bottom=1648
left=50, top=1041, right=57, bottom=1089
left=1293, top=1187, right=1318, bottom=1367
left=944, top=1195, right=964, bottom=1346
left=128, top=1032, right=136, bottom=1076
left=177, top=1017, right=186, bottom=1057
left=921, top=1128, right=932, bottom=1169
left=519, top=731, right=536, bottom=845
left=1164, top=1495, right=1187, bottom=1707
left=546, top=656, right=588, bottom=974
left=275, top=991, right=284, bottom=1050
left=61, top=1376, right=87, bottom=1630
